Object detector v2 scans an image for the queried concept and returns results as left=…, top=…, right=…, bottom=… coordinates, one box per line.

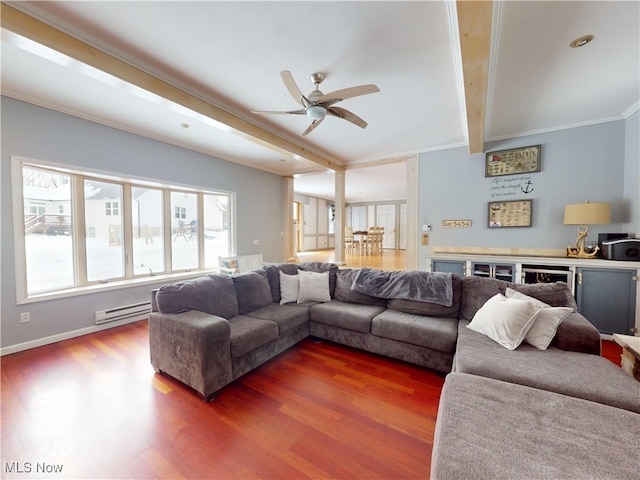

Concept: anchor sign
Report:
left=521, top=180, right=534, bottom=194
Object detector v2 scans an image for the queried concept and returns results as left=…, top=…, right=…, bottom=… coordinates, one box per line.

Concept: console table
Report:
left=425, top=253, right=640, bottom=336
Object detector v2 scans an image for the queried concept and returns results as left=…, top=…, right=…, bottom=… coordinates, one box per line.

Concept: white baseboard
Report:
left=0, top=316, right=146, bottom=356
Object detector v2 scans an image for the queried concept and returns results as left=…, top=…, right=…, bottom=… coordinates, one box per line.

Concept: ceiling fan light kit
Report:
left=251, top=70, right=380, bottom=136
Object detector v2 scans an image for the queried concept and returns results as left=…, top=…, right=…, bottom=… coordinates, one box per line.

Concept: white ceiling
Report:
left=2, top=1, right=638, bottom=203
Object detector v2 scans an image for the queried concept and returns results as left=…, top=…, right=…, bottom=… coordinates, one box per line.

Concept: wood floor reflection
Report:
left=1, top=321, right=440, bottom=479
left=293, top=248, right=406, bottom=270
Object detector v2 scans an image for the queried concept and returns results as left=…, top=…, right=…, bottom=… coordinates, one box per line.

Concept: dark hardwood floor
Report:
left=1, top=320, right=623, bottom=479
left=1, top=321, right=442, bottom=479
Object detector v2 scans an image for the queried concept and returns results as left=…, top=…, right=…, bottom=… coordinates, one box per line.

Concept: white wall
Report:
left=624, top=110, right=639, bottom=235
left=418, top=120, right=631, bottom=268
left=1, top=97, right=284, bottom=350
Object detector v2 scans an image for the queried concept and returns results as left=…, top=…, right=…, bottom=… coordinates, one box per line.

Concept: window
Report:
left=86, top=179, right=124, bottom=282
left=171, top=191, right=198, bottom=271
left=22, top=166, right=74, bottom=294
left=15, top=158, right=234, bottom=299
left=132, top=186, right=164, bottom=276
left=105, top=201, right=119, bottom=216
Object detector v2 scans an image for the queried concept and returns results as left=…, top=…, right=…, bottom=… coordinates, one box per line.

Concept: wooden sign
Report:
left=485, top=145, right=541, bottom=177
left=441, top=219, right=472, bottom=228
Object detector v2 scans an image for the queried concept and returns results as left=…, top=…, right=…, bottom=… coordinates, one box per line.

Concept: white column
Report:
left=282, top=176, right=295, bottom=261
left=334, top=171, right=346, bottom=265
left=405, top=156, right=419, bottom=269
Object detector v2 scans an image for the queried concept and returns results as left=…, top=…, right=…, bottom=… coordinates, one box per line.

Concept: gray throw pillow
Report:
left=155, top=274, right=239, bottom=319
left=510, top=282, right=577, bottom=310
left=232, top=269, right=274, bottom=314
left=263, top=263, right=301, bottom=303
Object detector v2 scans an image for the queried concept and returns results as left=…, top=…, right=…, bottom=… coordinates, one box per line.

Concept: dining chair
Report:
left=365, top=226, right=378, bottom=255
left=345, top=226, right=357, bottom=254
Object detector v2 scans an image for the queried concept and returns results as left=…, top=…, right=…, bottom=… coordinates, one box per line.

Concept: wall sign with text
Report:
left=485, top=145, right=541, bottom=177
left=488, top=200, right=532, bottom=228
left=441, top=219, right=472, bottom=228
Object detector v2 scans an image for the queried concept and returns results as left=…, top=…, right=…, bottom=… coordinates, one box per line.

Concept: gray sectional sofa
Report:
left=148, top=261, right=640, bottom=479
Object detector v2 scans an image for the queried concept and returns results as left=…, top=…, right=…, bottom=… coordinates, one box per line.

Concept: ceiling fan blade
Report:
left=327, top=106, right=368, bottom=129
left=318, top=84, right=380, bottom=106
left=251, top=109, right=306, bottom=115
left=280, top=70, right=309, bottom=107
left=301, top=117, right=324, bottom=136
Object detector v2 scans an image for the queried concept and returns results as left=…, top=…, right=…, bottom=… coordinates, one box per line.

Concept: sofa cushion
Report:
left=228, top=316, right=279, bottom=358
left=456, top=319, right=640, bottom=413
left=505, top=287, right=572, bottom=350
left=334, top=269, right=387, bottom=306
left=155, top=274, right=239, bottom=319
left=310, top=300, right=386, bottom=334
left=387, top=275, right=461, bottom=318
left=467, top=293, right=543, bottom=350
left=297, top=270, right=331, bottom=303
left=460, top=277, right=577, bottom=321
left=371, top=309, right=458, bottom=353
left=279, top=271, right=299, bottom=305
left=431, top=372, right=640, bottom=480
left=264, top=263, right=302, bottom=303
left=510, top=281, right=577, bottom=310
left=297, top=262, right=339, bottom=297
left=459, top=276, right=510, bottom=320
left=245, top=303, right=309, bottom=335
left=232, top=269, right=273, bottom=315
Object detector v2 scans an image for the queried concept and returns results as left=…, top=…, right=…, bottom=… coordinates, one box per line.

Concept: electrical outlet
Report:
left=253, top=239, right=260, bottom=246
left=20, top=312, right=30, bottom=323
left=422, top=233, right=429, bottom=246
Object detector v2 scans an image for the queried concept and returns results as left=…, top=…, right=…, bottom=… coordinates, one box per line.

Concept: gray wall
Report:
left=624, top=110, right=639, bottom=235
left=418, top=120, right=631, bottom=268
left=1, top=97, right=283, bottom=350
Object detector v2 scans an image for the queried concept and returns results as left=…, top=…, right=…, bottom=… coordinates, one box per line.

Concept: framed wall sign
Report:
left=488, top=200, right=532, bottom=228
left=485, top=145, right=541, bottom=177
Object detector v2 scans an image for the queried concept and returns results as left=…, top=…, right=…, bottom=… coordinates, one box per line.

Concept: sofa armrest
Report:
left=553, top=312, right=601, bottom=355
left=149, top=310, right=233, bottom=400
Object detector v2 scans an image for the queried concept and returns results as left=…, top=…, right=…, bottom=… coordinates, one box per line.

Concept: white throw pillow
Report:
left=467, top=293, right=543, bottom=350
left=297, top=270, right=331, bottom=303
left=506, top=288, right=572, bottom=350
left=279, top=271, right=299, bottom=305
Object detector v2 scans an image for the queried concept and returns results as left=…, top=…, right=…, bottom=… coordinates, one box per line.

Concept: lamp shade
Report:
left=563, top=202, right=611, bottom=225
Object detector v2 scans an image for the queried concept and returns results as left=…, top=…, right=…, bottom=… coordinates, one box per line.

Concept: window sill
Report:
left=19, top=269, right=220, bottom=305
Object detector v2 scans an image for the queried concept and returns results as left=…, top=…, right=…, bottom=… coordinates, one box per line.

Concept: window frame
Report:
left=12, top=156, right=236, bottom=305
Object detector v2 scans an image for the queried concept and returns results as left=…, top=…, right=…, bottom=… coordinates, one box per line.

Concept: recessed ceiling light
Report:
left=570, top=35, right=594, bottom=48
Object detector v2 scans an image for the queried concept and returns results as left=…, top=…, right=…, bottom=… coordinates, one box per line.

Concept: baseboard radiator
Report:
left=95, top=301, right=151, bottom=325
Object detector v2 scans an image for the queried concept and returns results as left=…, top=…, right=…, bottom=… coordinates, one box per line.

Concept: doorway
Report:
left=293, top=201, right=302, bottom=255
left=376, top=204, right=397, bottom=249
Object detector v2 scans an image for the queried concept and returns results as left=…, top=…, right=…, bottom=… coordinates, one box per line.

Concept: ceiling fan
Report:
left=251, top=71, right=380, bottom=136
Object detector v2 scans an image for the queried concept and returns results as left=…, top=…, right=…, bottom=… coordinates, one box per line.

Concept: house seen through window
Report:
left=18, top=160, right=233, bottom=298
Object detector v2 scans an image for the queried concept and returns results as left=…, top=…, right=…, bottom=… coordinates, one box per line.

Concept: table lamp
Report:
left=563, top=201, right=611, bottom=258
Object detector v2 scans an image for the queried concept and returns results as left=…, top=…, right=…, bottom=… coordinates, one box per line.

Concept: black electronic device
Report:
left=601, top=238, right=640, bottom=261
left=597, top=233, right=629, bottom=254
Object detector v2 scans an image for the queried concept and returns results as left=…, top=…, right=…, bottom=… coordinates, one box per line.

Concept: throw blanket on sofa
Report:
left=351, top=268, right=453, bottom=306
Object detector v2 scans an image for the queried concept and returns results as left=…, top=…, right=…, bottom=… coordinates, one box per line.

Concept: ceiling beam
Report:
left=1, top=4, right=344, bottom=173
left=456, top=1, right=492, bottom=154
